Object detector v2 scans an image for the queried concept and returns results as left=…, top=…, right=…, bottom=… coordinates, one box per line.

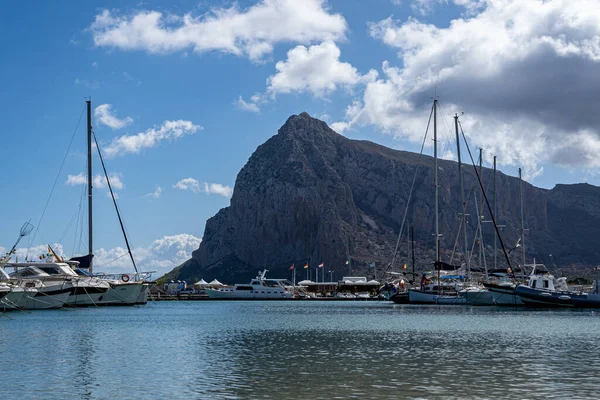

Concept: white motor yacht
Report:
left=7, top=261, right=109, bottom=307
left=205, top=270, right=292, bottom=300
left=8, top=266, right=71, bottom=309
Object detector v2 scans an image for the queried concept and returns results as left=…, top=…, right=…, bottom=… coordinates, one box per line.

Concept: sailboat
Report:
left=4, top=100, right=151, bottom=307
left=407, top=99, right=466, bottom=305
left=73, top=99, right=152, bottom=305
left=483, top=168, right=528, bottom=306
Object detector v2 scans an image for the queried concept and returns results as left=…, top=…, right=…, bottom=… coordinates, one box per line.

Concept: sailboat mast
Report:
left=493, top=156, right=497, bottom=270
left=86, top=99, right=93, bottom=273
left=410, top=224, right=415, bottom=279
left=434, top=100, right=439, bottom=264
left=478, top=149, right=483, bottom=271
left=519, top=168, right=525, bottom=269
left=454, top=114, right=468, bottom=277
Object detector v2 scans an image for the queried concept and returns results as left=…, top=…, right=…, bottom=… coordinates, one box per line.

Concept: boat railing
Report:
left=92, top=271, right=155, bottom=282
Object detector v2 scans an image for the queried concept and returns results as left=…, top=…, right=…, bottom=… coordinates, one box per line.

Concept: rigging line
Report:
left=58, top=203, right=82, bottom=244
left=387, top=104, right=434, bottom=275
left=95, top=251, right=129, bottom=267
left=92, top=132, right=138, bottom=273
left=458, top=120, right=513, bottom=274
left=449, top=182, right=476, bottom=264
left=72, top=181, right=87, bottom=256
left=27, top=103, right=86, bottom=257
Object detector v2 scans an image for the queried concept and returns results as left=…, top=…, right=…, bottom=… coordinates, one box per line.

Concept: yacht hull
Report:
left=66, top=283, right=109, bottom=307
left=135, top=283, right=149, bottom=305
left=205, top=288, right=292, bottom=300
left=515, top=285, right=600, bottom=308
left=485, top=284, right=524, bottom=306
left=26, top=286, right=71, bottom=309
left=101, top=282, right=146, bottom=306
left=390, top=292, right=410, bottom=304
left=408, top=289, right=466, bottom=304
left=0, top=288, right=33, bottom=310
left=462, top=289, right=495, bottom=305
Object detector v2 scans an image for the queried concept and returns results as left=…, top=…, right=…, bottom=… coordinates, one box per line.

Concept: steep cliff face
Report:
left=166, top=113, right=600, bottom=283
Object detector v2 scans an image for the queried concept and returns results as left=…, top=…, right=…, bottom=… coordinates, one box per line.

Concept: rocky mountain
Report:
left=163, top=112, right=600, bottom=283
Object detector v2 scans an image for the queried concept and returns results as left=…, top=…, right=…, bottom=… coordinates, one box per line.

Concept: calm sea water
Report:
left=2, top=301, right=600, bottom=399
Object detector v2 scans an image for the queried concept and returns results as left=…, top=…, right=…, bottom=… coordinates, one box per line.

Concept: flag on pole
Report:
left=303, top=263, right=309, bottom=269
left=345, top=260, right=350, bottom=265
left=318, top=262, right=324, bottom=268
left=289, top=264, right=295, bottom=270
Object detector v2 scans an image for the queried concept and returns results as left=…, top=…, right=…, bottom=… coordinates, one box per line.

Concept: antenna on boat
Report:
left=86, top=99, right=93, bottom=273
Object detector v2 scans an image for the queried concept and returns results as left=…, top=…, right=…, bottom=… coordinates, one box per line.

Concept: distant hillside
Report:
left=162, top=112, right=600, bottom=283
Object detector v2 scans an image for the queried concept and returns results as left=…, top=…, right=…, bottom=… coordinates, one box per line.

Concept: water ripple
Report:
left=1, top=302, right=600, bottom=399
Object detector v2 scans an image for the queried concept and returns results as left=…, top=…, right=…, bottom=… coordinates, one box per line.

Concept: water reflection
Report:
left=1, top=302, right=600, bottom=399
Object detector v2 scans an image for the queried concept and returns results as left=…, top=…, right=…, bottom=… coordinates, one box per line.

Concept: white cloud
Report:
left=92, top=61, right=99, bottom=68
left=235, top=95, right=261, bottom=113
left=103, top=120, right=200, bottom=157
left=145, top=185, right=162, bottom=199
left=74, top=78, right=100, bottom=89
left=173, top=178, right=201, bottom=192
left=3, top=234, right=202, bottom=277
left=330, top=0, right=600, bottom=178
left=66, top=173, right=124, bottom=190
left=267, top=41, right=377, bottom=97
left=89, top=0, right=347, bottom=62
left=94, top=104, right=133, bottom=130
left=92, top=233, right=202, bottom=276
left=202, top=182, right=234, bottom=198
left=173, top=178, right=233, bottom=198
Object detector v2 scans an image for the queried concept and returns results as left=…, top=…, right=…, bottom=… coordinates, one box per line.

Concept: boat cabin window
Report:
left=38, top=267, right=60, bottom=275
left=10, top=266, right=48, bottom=277
left=531, top=280, right=537, bottom=288
left=236, top=286, right=253, bottom=291
left=250, top=280, right=260, bottom=285
left=264, top=280, right=281, bottom=287
left=543, top=280, right=549, bottom=289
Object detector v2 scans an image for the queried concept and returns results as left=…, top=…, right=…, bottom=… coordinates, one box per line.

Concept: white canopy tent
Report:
left=209, top=279, right=224, bottom=287
left=194, top=279, right=209, bottom=286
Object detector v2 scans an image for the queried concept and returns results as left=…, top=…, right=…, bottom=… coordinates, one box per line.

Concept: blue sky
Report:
left=1, top=0, right=599, bottom=275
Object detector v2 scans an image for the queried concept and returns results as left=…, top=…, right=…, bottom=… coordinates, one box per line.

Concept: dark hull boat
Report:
left=389, top=292, right=410, bottom=304
left=515, top=285, right=600, bottom=308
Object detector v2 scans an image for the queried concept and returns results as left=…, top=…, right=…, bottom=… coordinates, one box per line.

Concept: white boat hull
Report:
left=24, top=286, right=71, bottom=309
left=66, top=280, right=110, bottom=307
left=135, top=283, right=149, bottom=304
left=409, top=289, right=466, bottom=304
left=462, top=288, right=495, bottom=305
left=101, top=282, right=146, bottom=305
left=206, top=288, right=292, bottom=300
left=490, top=291, right=524, bottom=306
left=0, top=287, right=34, bottom=310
